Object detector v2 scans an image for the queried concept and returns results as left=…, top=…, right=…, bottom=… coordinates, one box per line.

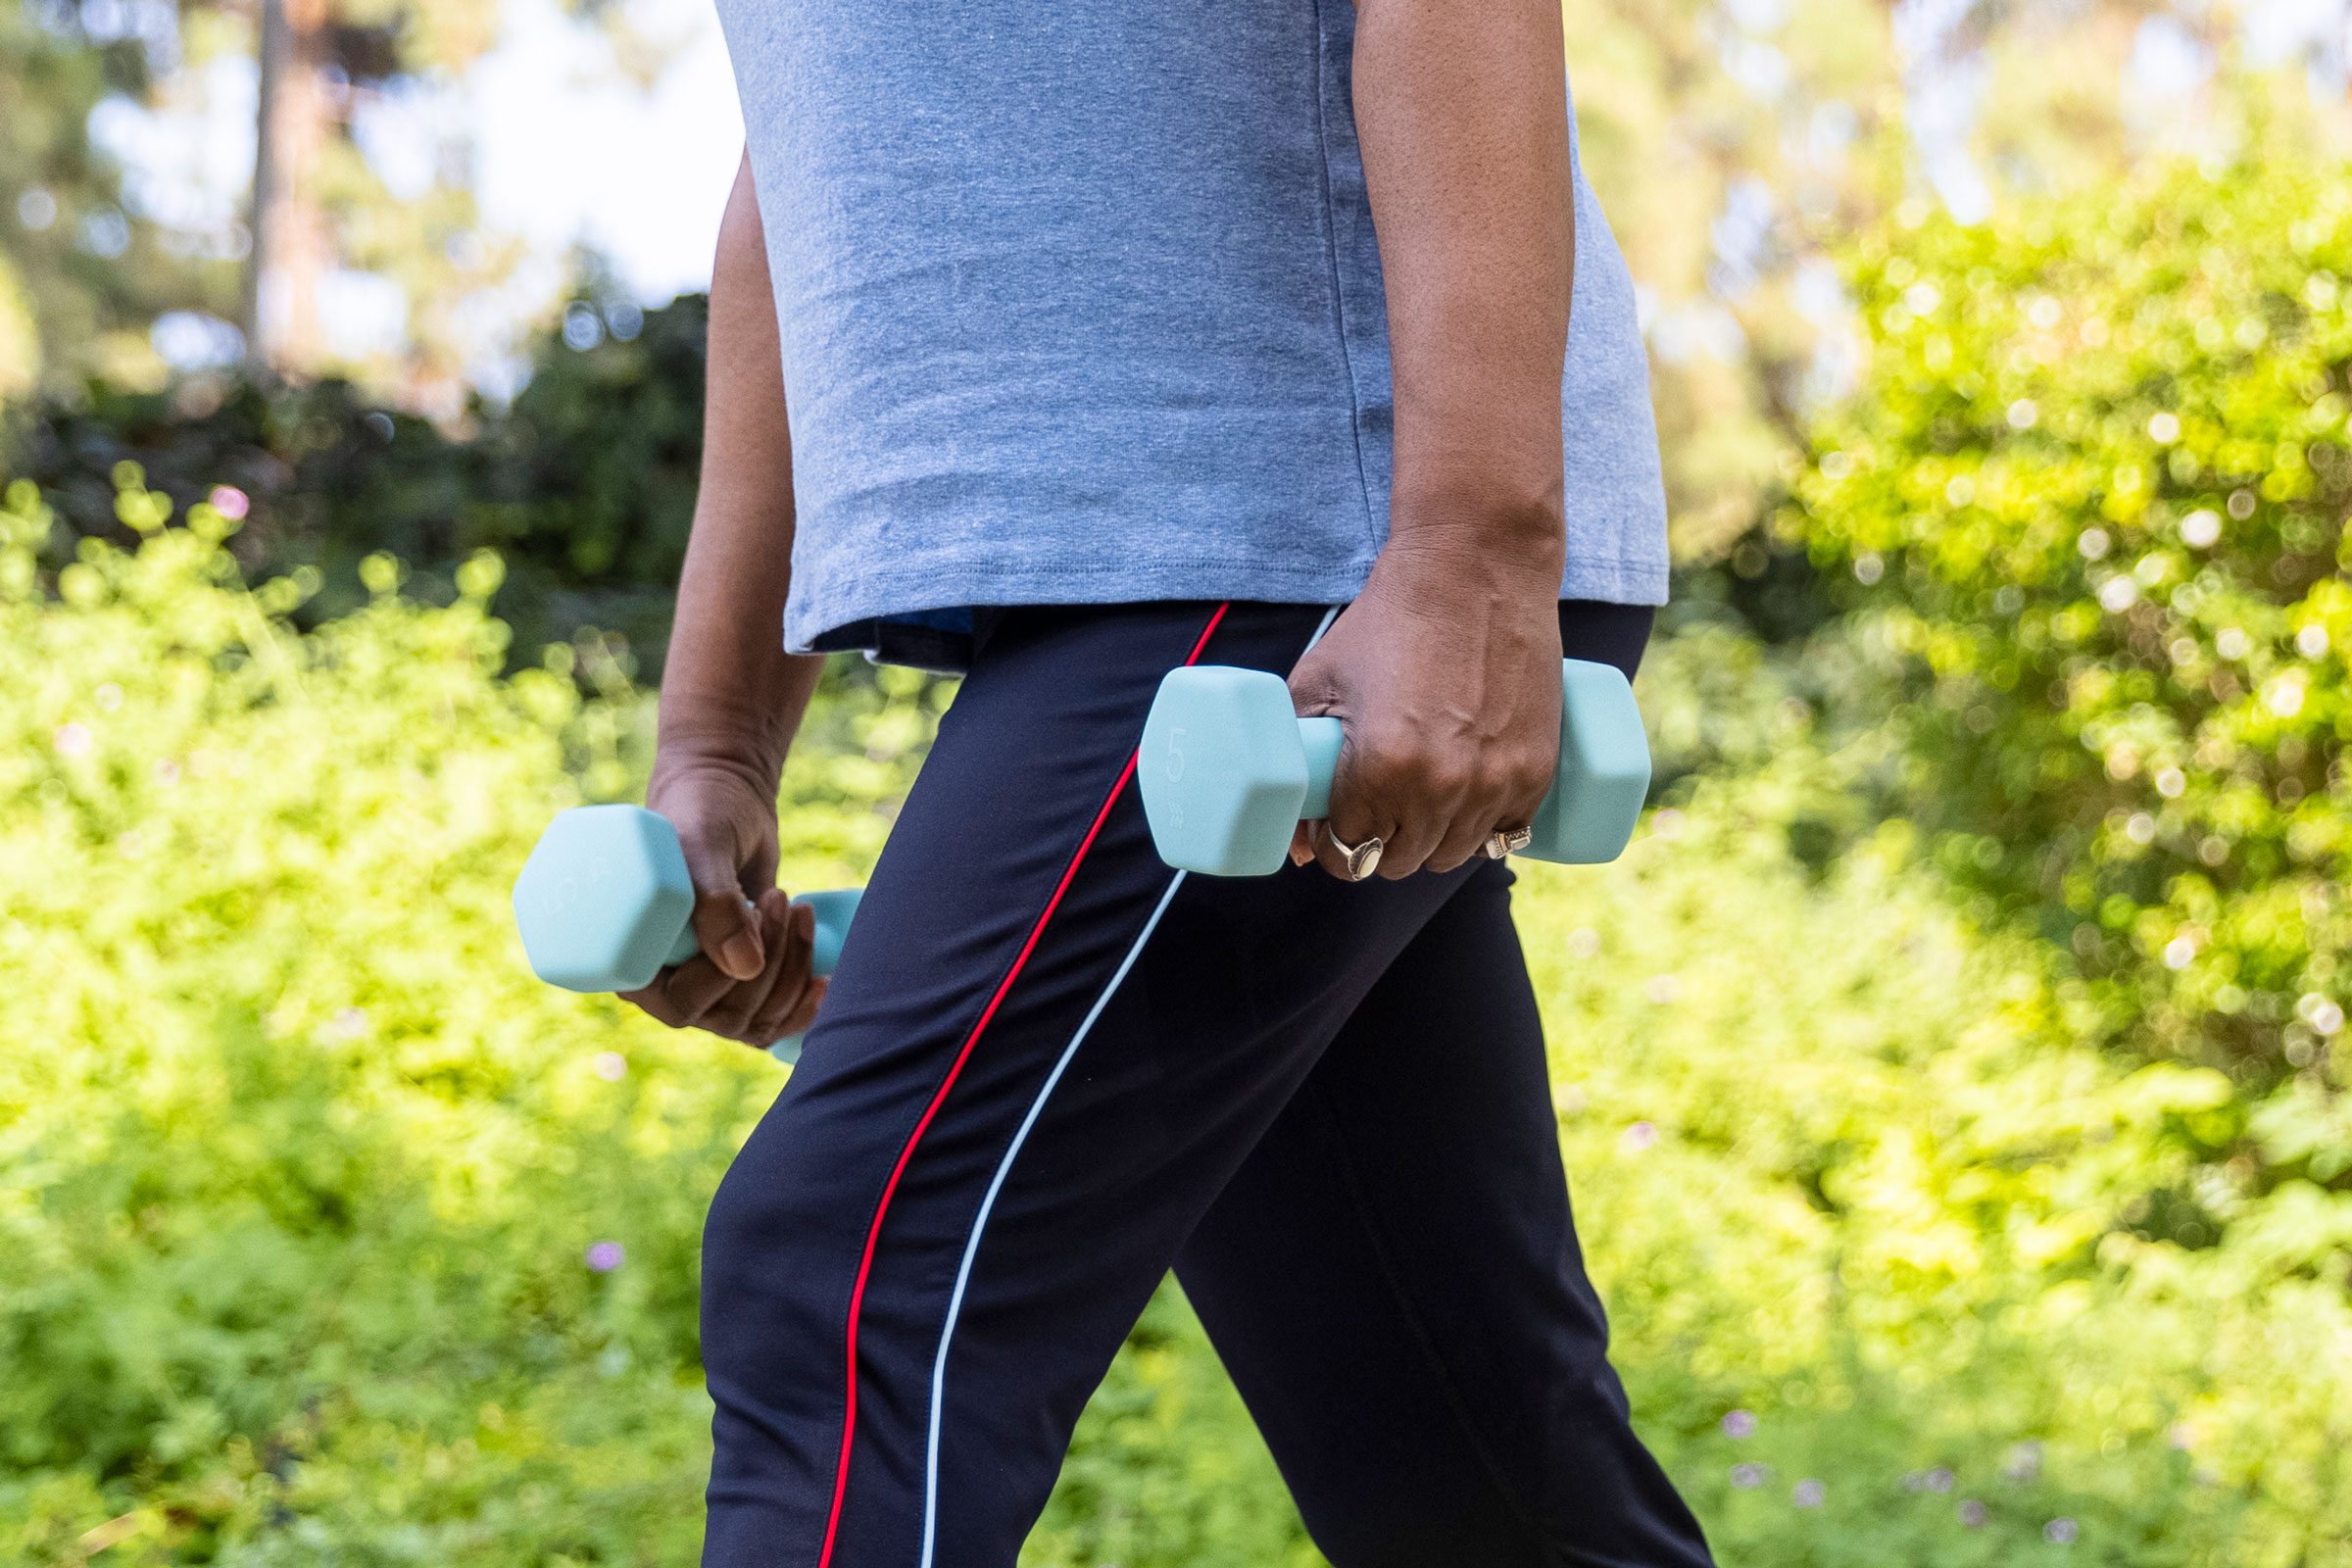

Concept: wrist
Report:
left=1377, top=508, right=1564, bottom=604
left=651, top=712, right=786, bottom=801
left=1388, top=473, right=1563, bottom=561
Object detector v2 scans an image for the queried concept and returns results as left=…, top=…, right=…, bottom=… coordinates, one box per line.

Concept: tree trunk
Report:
left=244, top=0, right=331, bottom=373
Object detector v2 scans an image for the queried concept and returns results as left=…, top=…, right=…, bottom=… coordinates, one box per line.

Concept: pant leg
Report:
left=1174, top=860, right=1712, bottom=1568
left=699, top=601, right=1491, bottom=1568
left=1171, top=601, right=1709, bottom=1568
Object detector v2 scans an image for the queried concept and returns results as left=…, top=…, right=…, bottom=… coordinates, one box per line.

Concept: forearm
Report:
left=657, top=152, right=824, bottom=791
left=1351, top=0, right=1573, bottom=574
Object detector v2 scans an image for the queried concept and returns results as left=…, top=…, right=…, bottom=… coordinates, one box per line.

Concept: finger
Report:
left=617, top=978, right=689, bottom=1030
left=745, top=901, right=819, bottom=1039
left=1311, top=806, right=1404, bottom=882
left=1428, top=757, right=1555, bottom=875
left=1428, top=787, right=1519, bottom=874
left=663, top=955, right=748, bottom=1030
left=1371, top=808, right=1450, bottom=880
left=619, top=953, right=737, bottom=1031
left=1383, top=746, right=1494, bottom=879
left=748, top=891, right=818, bottom=1036
left=1312, top=735, right=1403, bottom=880
left=701, top=893, right=799, bottom=1041
left=678, top=826, right=765, bottom=981
left=1351, top=772, right=1451, bottom=882
left=1333, top=745, right=1449, bottom=880
left=1289, top=821, right=1316, bottom=868
left=757, top=975, right=829, bottom=1048
left=741, top=896, right=817, bottom=1043
left=1426, top=818, right=1500, bottom=875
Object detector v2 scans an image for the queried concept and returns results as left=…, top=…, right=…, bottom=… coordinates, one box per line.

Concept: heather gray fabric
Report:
left=713, top=0, right=1668, bottom=663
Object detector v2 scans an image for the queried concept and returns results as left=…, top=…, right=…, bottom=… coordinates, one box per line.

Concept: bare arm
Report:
left=1288, top=0, right=1576, bottom=878
left=627, top=151, right=829, bottom=1045
left=660, top=152, right=823, bottom=790
left=1357, top=0, right=1574, bottom=553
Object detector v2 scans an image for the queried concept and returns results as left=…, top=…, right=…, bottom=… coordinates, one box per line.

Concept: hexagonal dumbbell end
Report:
left=1522, top=659, right=1652, bottom=864
left=513, top=804, right=699, bottom=993
left=1137, top=666, right=1314, bottom=876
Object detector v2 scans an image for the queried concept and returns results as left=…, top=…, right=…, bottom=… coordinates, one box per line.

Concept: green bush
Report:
left=7, top=479, right=2350, bottom=1563
left=1784, top=150, right=2352, bottom=1125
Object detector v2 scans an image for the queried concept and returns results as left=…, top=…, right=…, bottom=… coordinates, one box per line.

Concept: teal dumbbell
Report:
left=512, top=804, right=858, bottom=1064
left=1136, top=660, right=1651, bottom=877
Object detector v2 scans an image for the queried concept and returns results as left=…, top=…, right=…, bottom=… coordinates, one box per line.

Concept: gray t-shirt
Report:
left=715, top=0, right=1668, bottom=665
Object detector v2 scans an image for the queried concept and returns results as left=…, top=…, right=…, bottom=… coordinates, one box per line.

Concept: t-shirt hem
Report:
left=785, top=550, right=1670, bottom=660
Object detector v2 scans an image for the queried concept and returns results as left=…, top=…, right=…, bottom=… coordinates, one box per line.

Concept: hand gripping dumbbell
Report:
left=1136, top=660, right=1651, bottom=876
left=512, top=804, right=858, bottom=1064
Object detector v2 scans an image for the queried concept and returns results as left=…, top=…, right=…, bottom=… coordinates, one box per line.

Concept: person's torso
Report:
left=715, top=0, right=1668, bottom=662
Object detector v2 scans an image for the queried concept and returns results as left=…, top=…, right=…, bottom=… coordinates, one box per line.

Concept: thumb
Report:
left=679, top=826, right=765, bottom=981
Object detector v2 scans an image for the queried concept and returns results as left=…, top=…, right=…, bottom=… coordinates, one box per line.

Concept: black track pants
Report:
left=700, top=600, right=1713, bottom=1568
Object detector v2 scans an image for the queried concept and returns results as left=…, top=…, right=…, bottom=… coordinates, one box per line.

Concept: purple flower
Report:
left=1958, top=1499, right=1987, bottom=1528
left=1621, top=1120, right=1659, bottom=1152
left=1730, top=1463, right=1769, bottom=1490
left=593, top=1051, right=628, bottom=1081
left=1721, top=1409, right=1756, bottom=1440
left=2044, top=1518, right=2078, bottom=1545
left=209, top=485, right=251, bottom=521
left=1926, top=1467, right=1954, bottom=1494
left=585, top=1240, right=625, bottom=1272
left=54, top=722, right=92, bottom=758
left=1791, top=1479, right=1825, bottom=1509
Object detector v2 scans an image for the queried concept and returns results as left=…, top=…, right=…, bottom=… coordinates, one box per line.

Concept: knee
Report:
left=700, top=1145, right=778, bottom=1311
left=699, top=1115, right=861, bottom=1375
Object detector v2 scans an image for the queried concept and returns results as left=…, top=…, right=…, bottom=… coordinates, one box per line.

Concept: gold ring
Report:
left=1320, top=824, right=1386, bottom=881
left=1486, top=825, right=1534, bottom=860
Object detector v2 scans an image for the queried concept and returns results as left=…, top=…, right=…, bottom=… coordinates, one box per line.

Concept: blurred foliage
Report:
left=2, top=0, right=539, bottom=398
left=8, top=470, right=2352, bottom=1561
left=2, top=0, right=239, bottom=395
left=1781, top=144, right=2352, bottom=1205
left=1566, top=0, right=2352, bottom=566
left=8, top=290, right=705, bottom=670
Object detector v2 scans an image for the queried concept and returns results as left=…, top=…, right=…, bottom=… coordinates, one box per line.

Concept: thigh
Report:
left=701, top=600, right=1486, bottom=1568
